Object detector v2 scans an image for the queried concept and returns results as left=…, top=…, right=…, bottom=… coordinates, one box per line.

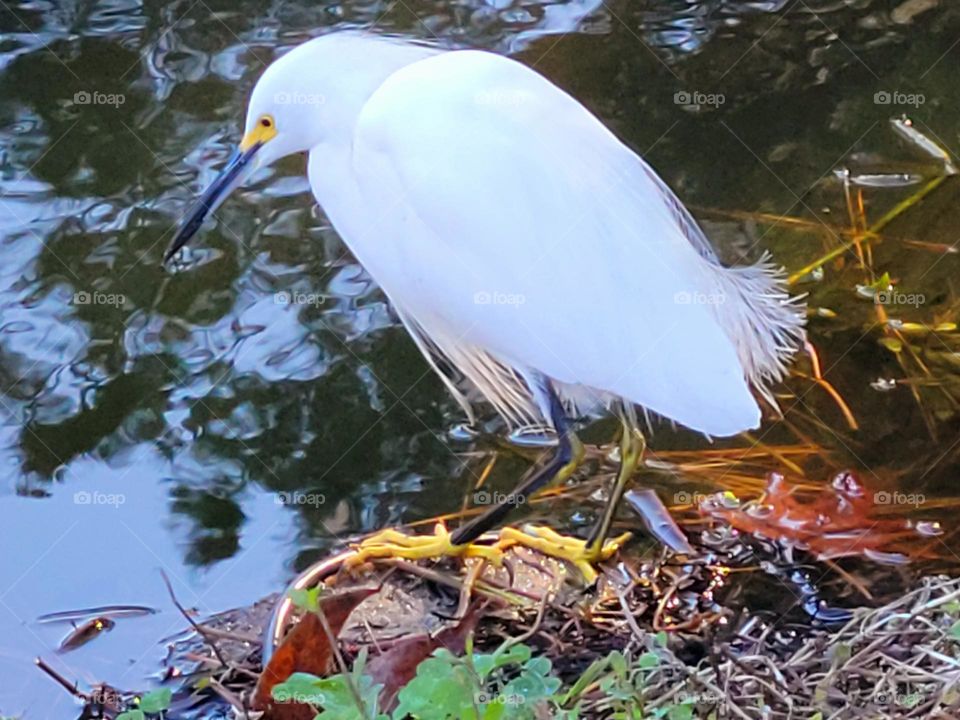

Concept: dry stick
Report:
left=159, top=570, right=252, bottom=720
left=35, top=657, right=88, bottom=701
left=611, top=581, right=646, bottom=646
left=159, top=569, right=230, bottom=669
left=192, top=624, right=262, bottom=645
left=315, top=604, right=370, bottom=719
left=208, top=678, right=248, bottom=713
left=502, top=590, right=551, bottom=651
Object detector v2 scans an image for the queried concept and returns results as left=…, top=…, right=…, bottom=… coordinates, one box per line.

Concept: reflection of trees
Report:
left=5, top=0, right=960, bottom=569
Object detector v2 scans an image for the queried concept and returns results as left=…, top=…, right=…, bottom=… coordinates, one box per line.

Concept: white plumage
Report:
left=176, top=32, right=806, bottom=439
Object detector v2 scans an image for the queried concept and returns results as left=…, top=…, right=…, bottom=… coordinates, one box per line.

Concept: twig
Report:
left=159, top=569, right=230, bottom=669
left=35, top=657, right=86, bottom=700
left=315, top=603, right=370, bottom=719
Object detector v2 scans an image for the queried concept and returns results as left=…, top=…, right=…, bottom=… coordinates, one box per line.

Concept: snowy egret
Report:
left=166, top=32, right=805, bottom=577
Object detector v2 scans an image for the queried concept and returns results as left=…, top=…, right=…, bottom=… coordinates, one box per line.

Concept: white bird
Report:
left=166, top=32, right=805, bottom=575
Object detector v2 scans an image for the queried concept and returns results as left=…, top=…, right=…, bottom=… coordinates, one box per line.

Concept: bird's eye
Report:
left=260, top=116, right=273, bottom=128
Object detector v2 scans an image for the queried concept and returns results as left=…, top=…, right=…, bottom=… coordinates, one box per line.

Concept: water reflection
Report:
left=3, top=0, right=960, bottom=714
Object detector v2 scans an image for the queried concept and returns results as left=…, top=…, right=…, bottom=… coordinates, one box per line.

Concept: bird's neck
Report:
left=310, top=35, right=440, bottom=142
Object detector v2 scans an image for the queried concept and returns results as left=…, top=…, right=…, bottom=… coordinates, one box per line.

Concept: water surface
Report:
left=3, top=0, right=960, bottom=715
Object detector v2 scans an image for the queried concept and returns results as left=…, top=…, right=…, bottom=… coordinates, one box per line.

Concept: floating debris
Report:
left=37, top=604, right=157, bottom=624
left=699, top=471, right=939, bottom=562
left=890, top=116, right=958, bottom=175
left=58, top=617, right=115, bottom=653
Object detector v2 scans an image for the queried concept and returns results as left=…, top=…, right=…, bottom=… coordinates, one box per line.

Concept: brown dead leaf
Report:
left=366, top=601, right=484, bottom=712
left=253, top=586, right=377, bottom=718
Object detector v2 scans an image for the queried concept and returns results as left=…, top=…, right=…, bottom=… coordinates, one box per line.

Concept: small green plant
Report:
left=272, top=641, right=561, bottom=720
left=269, top=636, right=717, bottom=720
left=115, top=688, right=172, bottom=720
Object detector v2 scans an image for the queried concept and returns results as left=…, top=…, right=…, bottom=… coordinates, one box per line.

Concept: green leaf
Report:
left=273, top=672, right=328, bottom=705
left=638, top=652, right=660, bottom=669
left=116, top=712, right=145, bottom=720
left=474, top=644, right=532, bottom=680
left=289, top=586, right=322, bottom=612
left=314, top=674, right=383, bottom=720
left=394, top=653, right=480, bottom=720
left=273, top=672, right=382, bottom=720
left=667, top=703, right=694, bottom=720
left=654, top=631, right=669, bottom=648
left=560, top=656, right=608, bottom=705
left=829, top=643, right=851, bottom=663
left=139, top=688, right=172, bottom=713
left=502, top=655, right=560, bottom=708
left=948, top=620, right=960, bottom=640
left=608, top=651, right=627, bottom=677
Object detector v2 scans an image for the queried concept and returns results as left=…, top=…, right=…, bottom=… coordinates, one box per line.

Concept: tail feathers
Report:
left=712, top=253, right=807, bottom=407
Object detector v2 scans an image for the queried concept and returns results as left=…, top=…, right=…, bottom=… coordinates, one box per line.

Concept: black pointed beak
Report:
left=163, top=142, right=261, bottom=264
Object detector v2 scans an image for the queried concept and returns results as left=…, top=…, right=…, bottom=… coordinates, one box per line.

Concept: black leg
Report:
left=451, top=389, right=582, bottom=547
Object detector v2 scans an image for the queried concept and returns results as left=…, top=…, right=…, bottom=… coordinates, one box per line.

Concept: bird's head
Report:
left=162, top=33, right=437, bottom=264
left=162, top=43, right=330, bottom=263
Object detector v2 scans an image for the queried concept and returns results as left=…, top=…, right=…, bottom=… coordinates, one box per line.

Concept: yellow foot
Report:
left=496, top=525, right=631, bottom=584
left=344, top=523, right=505, bottom=569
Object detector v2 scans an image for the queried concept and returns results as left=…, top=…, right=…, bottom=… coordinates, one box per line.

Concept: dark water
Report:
left=3, top=0, right=960, bottom=715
